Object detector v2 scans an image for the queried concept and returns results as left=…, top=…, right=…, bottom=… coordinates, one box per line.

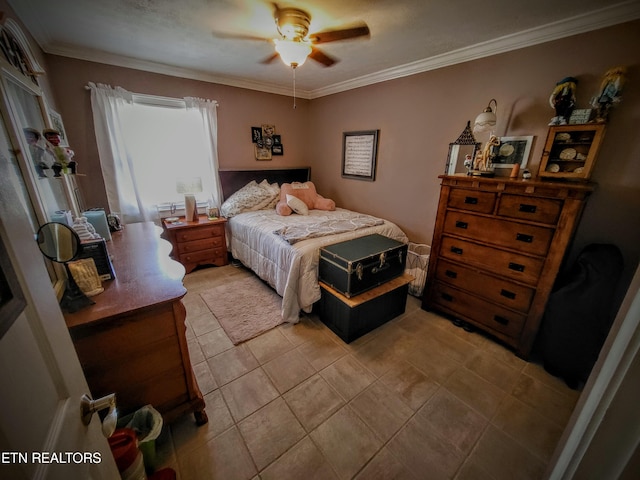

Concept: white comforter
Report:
left=227, top=208, right=408, bottom=323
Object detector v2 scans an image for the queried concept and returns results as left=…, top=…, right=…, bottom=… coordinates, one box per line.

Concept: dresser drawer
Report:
left=177, top=236, right=224, bottom=254
left=176, top=225, right=224, bottom=242
left=435, top=259, right=535, bottom=313
left=440, top=236, right=544, bottom=285
left=180, top=247, right=225, bottom=265
left=497, top=194, right=563, bottom=225
left=432, top=282, right=526, bottom=339
left=443, top=211, right=554, bottom=256
left=447, top=189, right=496, bottom=213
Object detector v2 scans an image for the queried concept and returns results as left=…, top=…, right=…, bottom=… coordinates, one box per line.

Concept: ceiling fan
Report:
left=215, top=4, right=370, bottom=69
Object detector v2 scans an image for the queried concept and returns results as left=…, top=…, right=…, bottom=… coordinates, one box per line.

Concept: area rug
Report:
left=200, top=275, right=283, bottom=344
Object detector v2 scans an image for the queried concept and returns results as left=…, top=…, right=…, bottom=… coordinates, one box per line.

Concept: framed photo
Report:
left=0, top=234, right=26, bottom=339
left=255, top=144, right=272, bottom=161
left=493, top=136, right=534, bottom=169
left=271, top=144, right=283, bottom=156
left=262, top=124, right=275, bottom=138
left=272, top=134, right=282, bottom=145
left=342, top=130, right=379, bottom=181
left=47, top=108, right=69, bottom=147
left=251, top=126, right=262, bottom=143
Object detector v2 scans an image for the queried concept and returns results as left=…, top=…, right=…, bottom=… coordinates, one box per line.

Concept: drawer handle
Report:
left=455, top=221, right=468, bottom=229
left=445, top=270, right=458, bottom=279
left=450, top=246, right=463, bottom=255
left=494, top=315, right=509, bottom=325
left=441, top=293, right=453, bottom=302
left=508, top=262, right=525, bottom=272
left=464, top=196, right=478, bottom=205
left=516, top=233, right=533, bottom=243
left=500, top=289, right=516, bottom=299
left=519, top=204, right=537, bottom=214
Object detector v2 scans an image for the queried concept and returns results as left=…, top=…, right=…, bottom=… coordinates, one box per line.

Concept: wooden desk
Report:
left=64, top=222, right=207, bottom=425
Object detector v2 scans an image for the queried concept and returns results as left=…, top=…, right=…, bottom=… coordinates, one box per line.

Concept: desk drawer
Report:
left=440, top=236, right=544, bottom=285
left=443, top=211, right=554, bottom=256
left=432, top=282, right=526, bottom=339
left=447, top=189, right=496, bottom=213
left=498, top=194, right=563, bottom=225
left=435, top=259, right=535, bottom=313
left=176, top=225, right=224, bottom=242
left=177, top=236, right=224, bottom=254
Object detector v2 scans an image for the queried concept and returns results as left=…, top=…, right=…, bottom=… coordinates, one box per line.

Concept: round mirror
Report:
left=36, top=222, right=80, bottom=263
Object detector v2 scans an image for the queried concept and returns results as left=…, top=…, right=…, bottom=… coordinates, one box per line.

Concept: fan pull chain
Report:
left=292, top=66, right=297, bottom=109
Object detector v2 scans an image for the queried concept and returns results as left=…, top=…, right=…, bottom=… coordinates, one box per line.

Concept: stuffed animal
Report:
left=275, top=181, right=335, bottom=216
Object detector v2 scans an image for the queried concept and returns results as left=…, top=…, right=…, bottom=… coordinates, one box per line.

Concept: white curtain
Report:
left=184, top=97, right=223, bottom=207
left=87, top=83, right=222, bottom=223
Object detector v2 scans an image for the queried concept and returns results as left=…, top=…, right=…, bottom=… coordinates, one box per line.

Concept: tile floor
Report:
left=153, top=264, right=581, bottom=480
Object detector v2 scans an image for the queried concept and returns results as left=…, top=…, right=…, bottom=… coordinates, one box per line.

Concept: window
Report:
left=88, top=84, right=221, bottom=224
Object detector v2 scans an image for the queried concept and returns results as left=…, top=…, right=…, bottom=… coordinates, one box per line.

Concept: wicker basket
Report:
left=405, top=242, right=430, bottom=297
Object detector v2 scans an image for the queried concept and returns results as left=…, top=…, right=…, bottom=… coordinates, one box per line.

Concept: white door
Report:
left=0, top=115, right=119, bottom=479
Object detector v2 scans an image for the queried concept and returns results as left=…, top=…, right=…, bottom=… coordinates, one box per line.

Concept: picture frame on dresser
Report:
left=493, top=135, right=534, bottom=170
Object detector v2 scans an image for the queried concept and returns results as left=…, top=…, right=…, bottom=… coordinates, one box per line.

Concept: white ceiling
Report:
left=8, top=0, right=640, bottom=99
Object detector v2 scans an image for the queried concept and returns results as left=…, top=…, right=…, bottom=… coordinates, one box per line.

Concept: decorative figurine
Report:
left=590, top=66, right=626, bottom=123
left=474, top=135, right=500, bottom=173
left=463, top=154, right=473, bottom=175
left=43, top=128, right=76, bottom=176
left=549, top=77, right=578, bottom=125
left=23, top=127, right=52, bottom=178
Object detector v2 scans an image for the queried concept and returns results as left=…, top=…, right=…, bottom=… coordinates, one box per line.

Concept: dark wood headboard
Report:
left=219, top=167, right=311, bottom=200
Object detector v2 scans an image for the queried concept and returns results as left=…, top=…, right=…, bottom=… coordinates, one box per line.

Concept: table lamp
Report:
left=176, top=177, right=203, bottom=222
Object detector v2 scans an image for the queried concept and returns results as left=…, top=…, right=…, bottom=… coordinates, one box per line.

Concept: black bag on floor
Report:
left=537, top=243, right=623, bottom=388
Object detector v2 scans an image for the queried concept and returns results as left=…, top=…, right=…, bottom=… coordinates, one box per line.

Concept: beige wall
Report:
left=16, top=10, right=640, bottom=304
left=306, top=21, right=640, bottom=307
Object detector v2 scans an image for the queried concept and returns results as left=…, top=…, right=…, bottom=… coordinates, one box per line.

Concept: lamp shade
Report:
left=275, top=39, right=312, bottom=67
left=176, top=177, right=203, bottom=194
left=473, top=99, right=498, bottom=133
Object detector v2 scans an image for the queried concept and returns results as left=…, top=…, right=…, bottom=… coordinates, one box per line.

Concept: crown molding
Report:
left=308, top=1, right=640, bottom=99
left=24, top=0, right=640, bottom=100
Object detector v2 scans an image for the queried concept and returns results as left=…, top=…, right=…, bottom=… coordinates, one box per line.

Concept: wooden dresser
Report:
left=64, top=222, right=207, bottom=425
left=163, top=216, right=228, bottom=273
left=422, top=175, right=593, bottom=358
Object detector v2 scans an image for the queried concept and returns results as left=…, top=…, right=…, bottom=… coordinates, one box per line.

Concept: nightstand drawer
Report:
left=435, top=259, right=535, bottom=313
left=440, top=236, right=544, bottom=285
left=179, top=247, right=225, bottom=265
left=447, top=189, right=496, bottom=213
left=443, top=211, right=554, bottom=256
left=176, top=225, right=224, bottom=242
left=433, top=282, right=526, bottom=339
left=177, top=236, right=224, bottom=254
left=498, top=194, right=563, bottom=225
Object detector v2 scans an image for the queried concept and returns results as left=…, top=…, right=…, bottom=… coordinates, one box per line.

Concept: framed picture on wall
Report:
left=342, top=130, right=379, bottom=181
left=493, top=136, right=534, bottom=170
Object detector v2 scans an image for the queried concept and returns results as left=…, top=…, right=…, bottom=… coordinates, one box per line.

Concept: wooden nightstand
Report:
left=162, top=215, right=228, bottom=273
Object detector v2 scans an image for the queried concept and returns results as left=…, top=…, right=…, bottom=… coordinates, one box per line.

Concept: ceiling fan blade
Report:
left=309, top=24, right=370, bottom=44
left=260, top=52, right=280, bottom=64
left=309, top=47, right=337, bottom=67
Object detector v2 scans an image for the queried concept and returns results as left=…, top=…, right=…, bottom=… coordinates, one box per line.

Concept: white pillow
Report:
left=286, top=194, right=309, bottom=215
left=220, top=181, right=275, bottom=217
left=249, top=180, right=280, bottom=211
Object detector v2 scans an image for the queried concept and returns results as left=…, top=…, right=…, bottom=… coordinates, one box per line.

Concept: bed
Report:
left=219, top=168, right=408, bottom=323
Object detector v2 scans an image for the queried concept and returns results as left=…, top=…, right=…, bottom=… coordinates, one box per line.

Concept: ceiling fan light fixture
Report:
left=275, top=39, right=312, bottom=68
